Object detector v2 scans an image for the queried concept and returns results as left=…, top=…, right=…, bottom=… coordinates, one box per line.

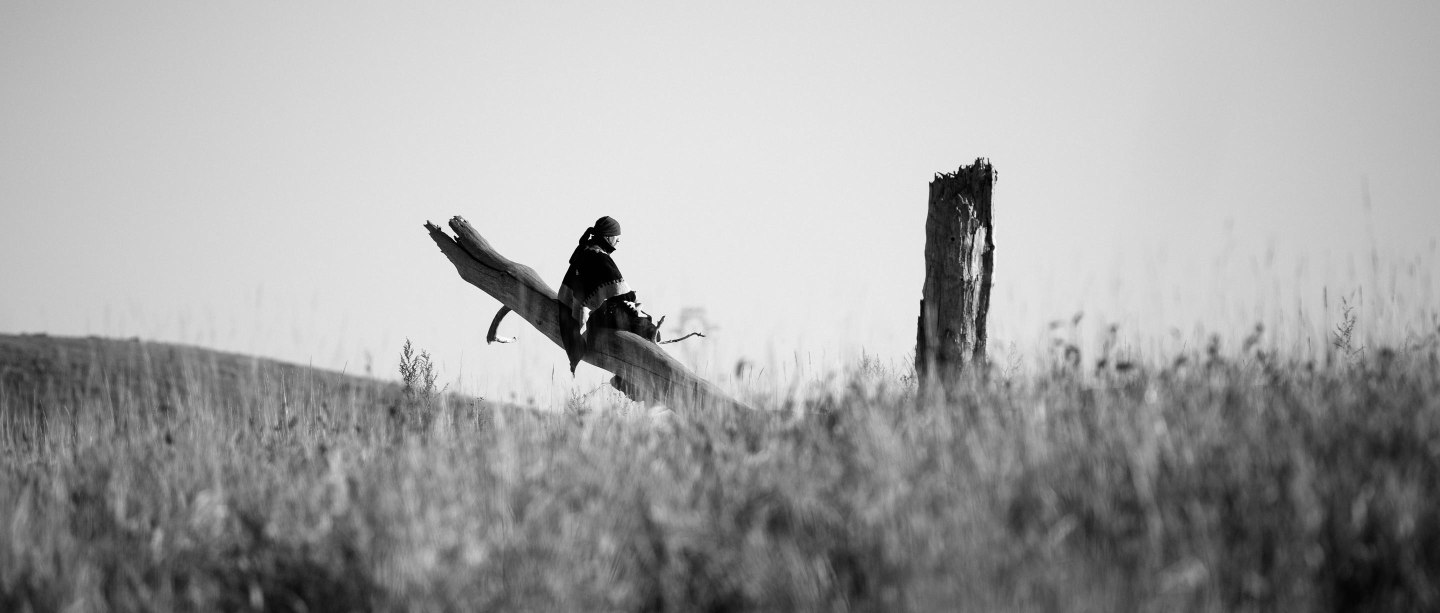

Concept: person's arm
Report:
left=582, top=251, right=633, bottom=309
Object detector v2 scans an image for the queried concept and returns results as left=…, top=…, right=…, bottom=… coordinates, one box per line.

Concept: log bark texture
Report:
left=916, top=159, right=996, bottom=385
left=426, top=216, right=752, bottom=412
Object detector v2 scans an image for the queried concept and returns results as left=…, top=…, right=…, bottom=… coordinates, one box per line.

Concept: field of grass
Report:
left=2, top=328, right=1439, bottom=611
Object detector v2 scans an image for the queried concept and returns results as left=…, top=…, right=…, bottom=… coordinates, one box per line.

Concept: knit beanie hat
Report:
left=592, top=216, right=622, bottom=237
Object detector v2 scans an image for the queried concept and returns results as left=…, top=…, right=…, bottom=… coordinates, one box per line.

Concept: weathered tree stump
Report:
left=916, top=159, right=996, bottom=387
left=425, top=216, right=752, bottom=413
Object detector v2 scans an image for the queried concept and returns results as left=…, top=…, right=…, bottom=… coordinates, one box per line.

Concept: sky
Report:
left=3, top=1, right=1438, bottom=399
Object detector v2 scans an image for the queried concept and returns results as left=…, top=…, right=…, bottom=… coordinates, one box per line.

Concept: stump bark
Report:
left=916, top=159, right=996, bottom=386
left=425, top=216, right=752, bottom=413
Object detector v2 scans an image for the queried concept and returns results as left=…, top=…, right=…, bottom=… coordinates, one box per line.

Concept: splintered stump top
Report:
left=917, top=158, right=996, bottom=385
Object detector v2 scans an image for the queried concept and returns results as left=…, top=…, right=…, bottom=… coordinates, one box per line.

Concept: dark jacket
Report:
left=557, top=242, right=633, bottom=372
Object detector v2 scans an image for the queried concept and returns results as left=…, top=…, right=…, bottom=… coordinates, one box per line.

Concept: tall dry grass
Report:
left=1, top=327, right=1438, bottom=611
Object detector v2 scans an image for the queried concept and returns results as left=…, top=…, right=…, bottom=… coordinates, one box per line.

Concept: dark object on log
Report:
left=916, top=158, right=996, bottom=387
left=586, top=298, right=661, bottom=343
left=425, top=216, right=751, bottom=412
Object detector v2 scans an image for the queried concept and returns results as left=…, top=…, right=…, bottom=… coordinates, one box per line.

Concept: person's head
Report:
left=591, top=216, right=621, bottom=251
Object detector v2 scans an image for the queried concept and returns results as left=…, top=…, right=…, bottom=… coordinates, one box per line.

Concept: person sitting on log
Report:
left=557, top=216, right=639, bottom=374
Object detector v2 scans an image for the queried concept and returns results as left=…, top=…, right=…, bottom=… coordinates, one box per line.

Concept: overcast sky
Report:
left=3, top=1, right=1438, bottom=398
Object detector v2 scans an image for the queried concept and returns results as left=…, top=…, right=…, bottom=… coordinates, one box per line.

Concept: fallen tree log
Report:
left=425, top=216, right=752, bottom=413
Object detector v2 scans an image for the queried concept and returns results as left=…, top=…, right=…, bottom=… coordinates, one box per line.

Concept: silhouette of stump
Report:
left=917, top=159, right=996, bottom=389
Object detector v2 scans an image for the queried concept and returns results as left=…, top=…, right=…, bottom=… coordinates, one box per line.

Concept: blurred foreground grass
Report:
left=2, top=331, right=1439, bottom=612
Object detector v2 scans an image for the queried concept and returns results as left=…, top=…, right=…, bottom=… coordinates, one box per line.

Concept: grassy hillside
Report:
left=2, top=331, right=1439, bottom=611
left=1, top=334, right=405, bottom=421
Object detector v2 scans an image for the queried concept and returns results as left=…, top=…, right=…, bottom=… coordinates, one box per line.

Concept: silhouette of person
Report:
left=557, top=216, right=635, bottom=373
